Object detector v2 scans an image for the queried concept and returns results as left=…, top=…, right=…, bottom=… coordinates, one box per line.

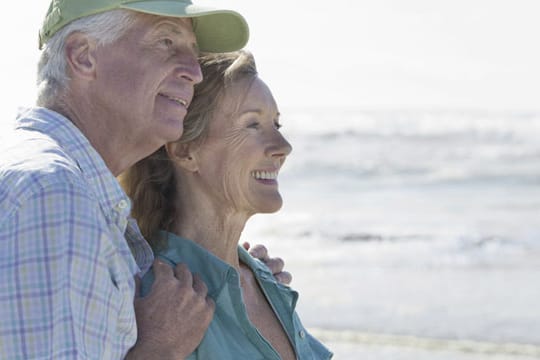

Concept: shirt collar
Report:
left=155, top=231, right=298, bottom=309
left=15, top=107, right=131, bottom=225
left=238, top=242, right=299, bottom=311
left=155, top=232, right=236, bottom=297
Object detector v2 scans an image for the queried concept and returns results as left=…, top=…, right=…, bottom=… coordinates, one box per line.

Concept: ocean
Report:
left=240, top=108, right=540, bottom=359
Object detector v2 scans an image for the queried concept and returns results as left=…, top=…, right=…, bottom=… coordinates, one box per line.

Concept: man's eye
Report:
left=159, top=38, right=174, bottom=47
left=274, top=121, right=282, bottom=130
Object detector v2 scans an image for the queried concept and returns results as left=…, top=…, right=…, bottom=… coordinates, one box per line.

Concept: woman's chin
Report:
left=254, top=200, right=283, bottom=214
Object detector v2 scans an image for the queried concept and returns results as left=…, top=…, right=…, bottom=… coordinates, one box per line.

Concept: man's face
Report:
left=92, top=13, right=202, bottom=153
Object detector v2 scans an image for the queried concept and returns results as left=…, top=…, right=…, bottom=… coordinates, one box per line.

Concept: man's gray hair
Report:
left=36, top=10, right=138, bottom=106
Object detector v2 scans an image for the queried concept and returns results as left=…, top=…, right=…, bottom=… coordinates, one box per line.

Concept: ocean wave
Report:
left=245, top=215, right=540, bottom=270
left=281, top=123, right=540, bottom=187
left=283, top=109, right=540, bottom=140
left=283, top=159, right=540, bottom=188
left=339, top=233, right=433, bottom=243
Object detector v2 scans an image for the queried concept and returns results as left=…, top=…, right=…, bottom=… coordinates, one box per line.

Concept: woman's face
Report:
left=192, top=76, right=292, bottom=216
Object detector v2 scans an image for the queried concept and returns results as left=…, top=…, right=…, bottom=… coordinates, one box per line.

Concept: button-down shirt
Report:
left=141, top=232, right=333, bottom=360
left=0, top=107, right=154, bottom=359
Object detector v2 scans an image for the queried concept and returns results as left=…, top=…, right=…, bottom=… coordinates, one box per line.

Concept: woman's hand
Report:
left=243, top=242, right=292, bottom=285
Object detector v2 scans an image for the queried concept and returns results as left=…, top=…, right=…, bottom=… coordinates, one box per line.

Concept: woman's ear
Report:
left=166, top=142, right=199, bottom=172
left=64, top=32, right=97, bottom=80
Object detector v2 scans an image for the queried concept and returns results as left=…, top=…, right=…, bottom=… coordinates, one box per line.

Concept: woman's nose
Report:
left=267, top=131, right=293, bottom=158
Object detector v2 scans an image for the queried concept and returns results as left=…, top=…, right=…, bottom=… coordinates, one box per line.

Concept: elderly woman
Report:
left=121, top=51, right=332, bottom=359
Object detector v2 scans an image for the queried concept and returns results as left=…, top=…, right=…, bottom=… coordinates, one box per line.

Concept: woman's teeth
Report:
left=252, top=171, right=278, bottom=180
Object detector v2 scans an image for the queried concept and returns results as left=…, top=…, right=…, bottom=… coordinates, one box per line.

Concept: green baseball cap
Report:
left=38, top=0, right=249, bottom=52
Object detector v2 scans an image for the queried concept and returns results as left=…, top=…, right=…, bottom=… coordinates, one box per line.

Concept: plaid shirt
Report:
left=0, top=108, right=154, bottom=359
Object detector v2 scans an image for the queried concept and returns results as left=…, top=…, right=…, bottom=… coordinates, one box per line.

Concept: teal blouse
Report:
left=141, top=232, right=333, bottom=359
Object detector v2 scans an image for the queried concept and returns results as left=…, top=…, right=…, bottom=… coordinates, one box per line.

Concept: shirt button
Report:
left=118, top=200, right=128, bottom=210
left=299, top=330, right=306, bottom=339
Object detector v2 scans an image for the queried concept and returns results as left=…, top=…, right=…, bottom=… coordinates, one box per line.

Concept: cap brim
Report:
left=120, top=1, right=249, bottom=52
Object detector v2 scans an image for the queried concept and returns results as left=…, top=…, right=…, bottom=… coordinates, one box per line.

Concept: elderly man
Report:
left=0, top=0, right=260, bottom=358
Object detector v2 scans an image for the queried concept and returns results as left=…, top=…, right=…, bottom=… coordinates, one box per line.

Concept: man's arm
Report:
left=0, top=181, right=137, bottom=359
left=243, top=242, right=292, bottom=285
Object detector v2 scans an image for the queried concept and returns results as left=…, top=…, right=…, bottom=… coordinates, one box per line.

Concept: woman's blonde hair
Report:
left=120, top=50, right=258, bottom=248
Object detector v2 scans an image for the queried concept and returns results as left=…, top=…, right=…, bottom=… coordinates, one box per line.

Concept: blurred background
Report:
left=2, top=1, right=540, bottom=359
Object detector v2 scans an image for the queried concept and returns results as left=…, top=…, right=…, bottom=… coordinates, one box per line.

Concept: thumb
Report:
left=152, top=259, right=173, bottom=280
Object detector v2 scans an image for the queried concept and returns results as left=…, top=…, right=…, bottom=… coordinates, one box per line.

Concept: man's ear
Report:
left=64, top=32, right=97, bottom=80
left=166, top=142, right=199, bottom=172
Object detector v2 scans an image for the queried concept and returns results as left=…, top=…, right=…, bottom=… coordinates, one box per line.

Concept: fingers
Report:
left=274, top=271, right=293, bottom=286
left=204, top=296, right=216, bottom=319
left=263, top=256, right=285, bottom=275
left=248, top=245, right=292, bottom=285
left=242, top=241, right=250, bottom=251
left=152, top=259, right=173, bottom=280
left=268, top=257, right=285, bottom=271
left=153, top=261, right=210, bottom=300
left=133, top=262, right=215, bottom=358
left=193, top=274, right=216, bottom=316
left=173, top=263, right=193, bottom=288
left=192, top=273, right=208, bottom=296
left=145, top=260, right=175, bottom=296
left=152, top=260, right=195, bottom=287
left=249, top=244, right=269, bottom=261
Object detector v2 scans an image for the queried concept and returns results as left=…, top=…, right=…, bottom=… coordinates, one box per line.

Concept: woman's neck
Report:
left=174, top=201, right=249, bottom=270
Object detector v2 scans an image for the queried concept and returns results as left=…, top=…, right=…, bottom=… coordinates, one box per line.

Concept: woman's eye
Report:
left=247, top=122, right=260, bottom=129
left=274, top=121, right=283, bottom=130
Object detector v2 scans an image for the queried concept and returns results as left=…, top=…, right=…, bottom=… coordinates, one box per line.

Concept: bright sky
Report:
left=1, top=0, right=539, bottom=121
